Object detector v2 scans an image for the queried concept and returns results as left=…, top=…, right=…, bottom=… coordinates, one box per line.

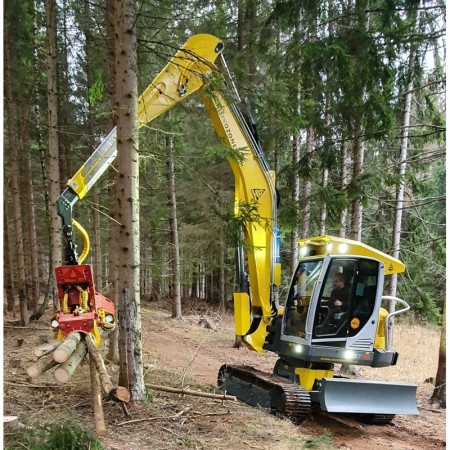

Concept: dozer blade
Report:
left=319, top=378, right=419, bottom=416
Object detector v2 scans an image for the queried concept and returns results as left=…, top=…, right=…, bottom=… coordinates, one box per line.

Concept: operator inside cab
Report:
left=284, top=257, right=381, bottom=340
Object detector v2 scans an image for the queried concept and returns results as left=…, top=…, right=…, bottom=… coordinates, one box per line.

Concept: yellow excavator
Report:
left=54, top=34, right=418, bottom=422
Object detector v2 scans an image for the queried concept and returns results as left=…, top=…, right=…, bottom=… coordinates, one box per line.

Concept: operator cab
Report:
left=283, top=256, right=382, bottom=344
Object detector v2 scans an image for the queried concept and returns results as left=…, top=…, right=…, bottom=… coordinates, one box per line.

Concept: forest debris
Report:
left=147, top=384, right=237, bottom=401
left=85, top=334, right=130, bottom=403
left=198, top=316, right=215, bottom=330
left=26, top=353, right=58, bottom=379
left=54, top=340, right=87, bottom=383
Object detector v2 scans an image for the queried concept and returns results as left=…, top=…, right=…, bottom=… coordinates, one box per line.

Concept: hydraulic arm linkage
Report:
left=54, top=34, right=280, bottom=351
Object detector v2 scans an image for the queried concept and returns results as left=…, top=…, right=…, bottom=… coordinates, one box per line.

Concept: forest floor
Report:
left=3, top=301, right=446, bottom=449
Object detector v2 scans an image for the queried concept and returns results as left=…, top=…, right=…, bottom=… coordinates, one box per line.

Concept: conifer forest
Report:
left=3, top=1, right=447, bottom=446
left=4, top=0, right=445, bottom=325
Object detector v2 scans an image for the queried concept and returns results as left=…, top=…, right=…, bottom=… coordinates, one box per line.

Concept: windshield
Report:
left=284, top=260, right=323, bottom=338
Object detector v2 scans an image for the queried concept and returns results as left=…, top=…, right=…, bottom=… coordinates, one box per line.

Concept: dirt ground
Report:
left=3, top=303, right=446, bottom=449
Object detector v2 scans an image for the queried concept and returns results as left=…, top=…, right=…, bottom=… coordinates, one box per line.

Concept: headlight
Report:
left=294, top=344, right=303, bottom=353
left=105, top=314, right=114, bottom=323
left=343, top=350, right=356, bottom=360
left=51, top=319, right=59, bottom=329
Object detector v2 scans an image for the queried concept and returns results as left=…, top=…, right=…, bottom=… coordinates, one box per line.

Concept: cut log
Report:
left=54, top=340, right=87, bottom=383
left=26, top=353, right=58, bottom=379
left=3, top=416, right=19, bottom=430
left=85, top=335, right=130, bottom=403
left=147, top=384, right=237, bottom=401
left=53, top=332, right=81, bottom=363
left=33, top=340, right=61, bottom=358
left=90, top=355, right=106, bottom=436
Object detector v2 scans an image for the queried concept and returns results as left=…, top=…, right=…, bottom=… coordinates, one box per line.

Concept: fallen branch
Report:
left=26, top=354, right=58, bottom=379
left=147, top=384, right=237, bottom=401
left=117, top=409, right=230, bottom=426
left=85, top=335, right=130, bottom=403
left=54, top=340, right=87, bottom=383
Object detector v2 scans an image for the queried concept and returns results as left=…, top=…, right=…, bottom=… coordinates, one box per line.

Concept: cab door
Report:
left=311, top=257, right=382, bottom=343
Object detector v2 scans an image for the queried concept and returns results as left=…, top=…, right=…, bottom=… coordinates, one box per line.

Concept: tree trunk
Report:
left=290, top=134, right=300, bottom=275
left=430, top=297, right=446, bottom=408
left=23, top=138, right=40, bottom=313
left=349, top=133, right=364, bottom=241
left=219, top=231, right=226, bottom=315
left=4, top=214, right=15, bottom=312
left=386, top=34, right=416, bottom=348
left=300, top=130, right=314, bottom=239
left=4, top=28, right=27, bottom=324
left=339, top=141, right=351, bottom=237
left=33, top=0, right=52, bottom=310
left=45, top=0, right=62, bottom=309
left=166, top=133, right=182, bottom=319
left=105, top=0, right=119, bottom=365
left=115, top=0, right=145, bottom=402
left=319, top=167, right=329, bottom=235
left=11, top=120, right=28, bottom=327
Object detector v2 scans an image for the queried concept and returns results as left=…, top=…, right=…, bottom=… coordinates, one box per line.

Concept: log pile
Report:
left=26, top=331, right=130, bottom=435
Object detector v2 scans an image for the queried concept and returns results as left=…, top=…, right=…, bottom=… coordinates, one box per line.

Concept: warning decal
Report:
left=251, top=189, right=265, bottom=202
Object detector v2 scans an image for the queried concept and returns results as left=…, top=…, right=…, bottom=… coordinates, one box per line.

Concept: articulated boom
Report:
left=55, top=34, right=279, bottom=352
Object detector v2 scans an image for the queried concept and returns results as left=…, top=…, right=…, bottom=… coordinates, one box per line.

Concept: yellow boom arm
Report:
left=57, top=34, right=279, bottom=352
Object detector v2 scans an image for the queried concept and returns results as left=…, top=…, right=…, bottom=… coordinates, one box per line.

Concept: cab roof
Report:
left=298, top=235, right=405, bottom=275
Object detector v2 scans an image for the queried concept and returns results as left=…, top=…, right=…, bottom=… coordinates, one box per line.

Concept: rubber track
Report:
left=219, top=365, right=311, bottom=422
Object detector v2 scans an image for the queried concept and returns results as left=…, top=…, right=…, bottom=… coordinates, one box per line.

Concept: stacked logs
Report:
left=26, top=332, right=130, bottom=435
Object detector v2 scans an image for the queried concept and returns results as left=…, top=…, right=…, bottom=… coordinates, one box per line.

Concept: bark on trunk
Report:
left=339, top=141, right=351, bottom=237
left=319, top=168, right=329, bottom=235
left=387, top=37, right=416, bottom=347
left=4, top=214, right=15, bottom=312
left=23, top=144, right=40, bottom=313
left=105, top=0, right=119, bottom=365
left=290, top=134, right=300, bottom=275
left=300, top=128, right=314, bottom=239
left=115, top=0, right=145, bottom=402
left=430, top=298, right=446, bottom=408
left=5, top=31, right=28, bottom=325
left=45, top=0, right=62, bottom=308
left=166, top=133, right=182, bottom=319
left=349, top=134, right=364, bottom=241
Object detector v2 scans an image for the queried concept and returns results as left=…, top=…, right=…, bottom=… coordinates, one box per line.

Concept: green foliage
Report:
left=4, top=421, right=103, bottom=450
left=145, top=386, right=155, bottom=403
left=303, top=431, right=335, bottom=449
left=88, top=70, right=104, bottom=106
